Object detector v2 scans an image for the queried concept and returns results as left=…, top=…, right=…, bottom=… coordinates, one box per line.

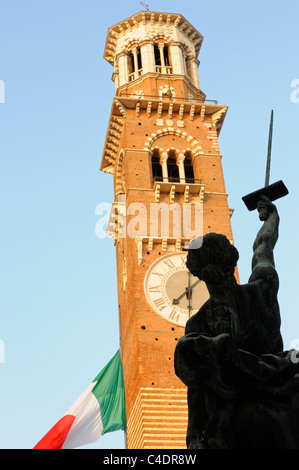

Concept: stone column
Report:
left=169, top=43, right=185, bottom=75
left=160, top=152, right=168, bottom=182
left=118, top=52, right=129, bottom=86
left=177, top=153, right=186, bottom=182
left=140, top=42, right=155, bottom=74
left=132, top=49, right=139, bottom=79
left=191, top=58, right=200, bottom=89
left=159, top=44, right=165, bottom=73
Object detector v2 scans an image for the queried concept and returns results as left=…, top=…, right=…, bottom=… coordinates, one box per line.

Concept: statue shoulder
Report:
left=249, top=264, right=279, bottom=292
left=185, top=299, right=211, bottom=335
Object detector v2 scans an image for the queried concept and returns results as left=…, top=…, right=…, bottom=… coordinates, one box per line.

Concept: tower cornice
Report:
left=104, top=11, right=204, bottom=65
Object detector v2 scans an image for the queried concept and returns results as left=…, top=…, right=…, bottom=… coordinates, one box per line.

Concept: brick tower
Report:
left=100, top=10, right=235, bottom=449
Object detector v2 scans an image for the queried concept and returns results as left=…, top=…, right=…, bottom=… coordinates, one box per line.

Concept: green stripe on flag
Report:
left=92, top=350, right=126, bottom=435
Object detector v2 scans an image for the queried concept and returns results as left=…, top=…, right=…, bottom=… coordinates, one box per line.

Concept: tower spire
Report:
left=139, top=2, right=149, bottom=10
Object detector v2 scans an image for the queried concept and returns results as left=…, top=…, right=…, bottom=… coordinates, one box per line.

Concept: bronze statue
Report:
left=175, top=113, right=298, bottom=449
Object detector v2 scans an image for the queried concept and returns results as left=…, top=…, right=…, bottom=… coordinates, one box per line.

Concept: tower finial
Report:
left=140, top=2, right=149, bottom=10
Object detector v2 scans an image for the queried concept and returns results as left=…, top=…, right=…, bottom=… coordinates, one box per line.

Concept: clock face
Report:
left=144, top=252, right=210, bottom=327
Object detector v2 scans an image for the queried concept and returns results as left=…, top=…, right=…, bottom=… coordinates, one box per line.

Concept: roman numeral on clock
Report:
left=164, top=259, right=176, bottom=269
left=168, top=309, right=181, bottom=323
left=153, top=297, right=167, bottom=311
left=152, top=271, right=164, bottom=278
left=148, top=285, right=161, bottom=293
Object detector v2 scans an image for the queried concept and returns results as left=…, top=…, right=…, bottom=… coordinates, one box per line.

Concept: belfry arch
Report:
left=145, top=128, right=203, bottom=156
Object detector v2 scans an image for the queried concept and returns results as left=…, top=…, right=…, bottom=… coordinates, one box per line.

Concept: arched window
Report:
left=185, top=57, right=192, bottom=80
left=154, top=43, right=172, bottom=74
left=128, top=48, right=142, bottom=82
left=154, top=45, right=161, bottom=67
left=167, top=151, right=180, bottom=183
left=136, top=49, right=142, bottom=71
left=128, top=52, right=134, bottom=78
left=152, top=150, right=163, bottom=182
left=184, top=152, right=195, bottom=184
left=163, top=46, right=170, bottom=67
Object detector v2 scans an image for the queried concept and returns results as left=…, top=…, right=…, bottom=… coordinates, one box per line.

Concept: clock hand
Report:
left=173, top=288, right=189, bottom=305
left=187, top=271, right=192, bottom=313
left=172, top=279, right=201, bottom=305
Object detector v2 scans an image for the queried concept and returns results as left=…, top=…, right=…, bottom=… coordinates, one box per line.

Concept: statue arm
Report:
left=251, top=198, right=279, bottom=273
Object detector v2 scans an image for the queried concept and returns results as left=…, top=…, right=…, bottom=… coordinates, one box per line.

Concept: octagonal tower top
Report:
left=103, top=11, right=204, bottom=98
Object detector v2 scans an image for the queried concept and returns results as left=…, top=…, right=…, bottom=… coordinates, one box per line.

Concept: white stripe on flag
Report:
left=61, top=383, right=104, bottom=449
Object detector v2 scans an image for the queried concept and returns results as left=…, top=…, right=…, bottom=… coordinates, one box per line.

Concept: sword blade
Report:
left=265, top=110, right=274, bottom=187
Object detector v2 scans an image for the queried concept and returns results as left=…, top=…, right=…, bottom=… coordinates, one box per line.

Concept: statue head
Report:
left=186, top=233, right=239, bottom=286
left=257, top=195, right=272, bottom=221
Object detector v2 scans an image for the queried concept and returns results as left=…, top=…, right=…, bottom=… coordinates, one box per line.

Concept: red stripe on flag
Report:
left=34, top=415, right=76, bottom=449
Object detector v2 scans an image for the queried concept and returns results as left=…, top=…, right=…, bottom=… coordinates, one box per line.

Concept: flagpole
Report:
left=118, top=305, right=128, bottom=449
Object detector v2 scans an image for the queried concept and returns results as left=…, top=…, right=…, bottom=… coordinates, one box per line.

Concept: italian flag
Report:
left=34, top=350, right=126, bottom=449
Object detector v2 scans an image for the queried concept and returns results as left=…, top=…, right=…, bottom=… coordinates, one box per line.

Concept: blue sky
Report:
left=0, top=0, right=298, bottom=449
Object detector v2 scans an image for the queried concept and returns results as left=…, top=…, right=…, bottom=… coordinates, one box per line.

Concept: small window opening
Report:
left=154, top=45, right=161, bottom=66
left=152, top=151, right=163, bottom=182
left=184, top=154, right=195, bottom=184
left=164, top=46, right=170, bottom=66
left=167, top=151, right=179, bottom=183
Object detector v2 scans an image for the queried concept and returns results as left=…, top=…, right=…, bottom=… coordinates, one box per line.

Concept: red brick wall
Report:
left=110, top=100, right=236, bottom=447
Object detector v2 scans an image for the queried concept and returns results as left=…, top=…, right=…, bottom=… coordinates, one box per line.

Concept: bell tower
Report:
left=100, top=11, right=235, bottom=449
